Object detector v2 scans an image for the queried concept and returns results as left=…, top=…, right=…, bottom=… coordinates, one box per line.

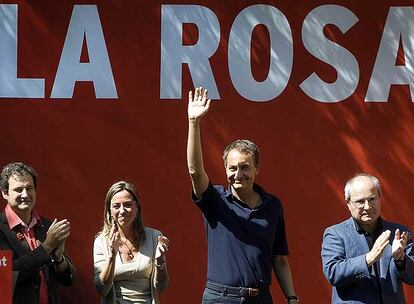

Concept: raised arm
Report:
left=187, top=87, right=211, bottom=198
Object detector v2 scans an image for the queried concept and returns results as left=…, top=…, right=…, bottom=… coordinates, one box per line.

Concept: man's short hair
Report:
left=344, top=173, right=382, bottom=201
left=222, top=139, right=259, bottom=168
left=0, top=162, right=38, bottom=194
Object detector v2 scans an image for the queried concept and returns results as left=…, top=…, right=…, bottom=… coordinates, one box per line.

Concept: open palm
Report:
left=188, top=87, right=211, bottom=119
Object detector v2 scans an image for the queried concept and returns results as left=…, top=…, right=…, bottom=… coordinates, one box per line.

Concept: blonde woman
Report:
left=94, top=181, right=169, bottom=304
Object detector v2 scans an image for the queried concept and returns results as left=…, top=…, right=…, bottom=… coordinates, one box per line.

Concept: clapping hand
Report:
left=366, top=230, right=391, bottom=266
left=42, top=219, right=71, bottom=255
left=392, top=229, right=408, bottom=261
left=155, top=235, right=170, bottom=265
left=108, top=219, right=121, bottom=256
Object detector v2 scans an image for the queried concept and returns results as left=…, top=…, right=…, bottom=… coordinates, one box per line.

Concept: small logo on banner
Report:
left=0, top=250, right=12, bottom=304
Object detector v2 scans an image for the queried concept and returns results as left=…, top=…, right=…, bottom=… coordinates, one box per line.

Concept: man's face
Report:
left=347, top=176, right=381, bottom=227
left=225, top=149, right=258, bottom=192
left=2, top=174, right=36, bottom=214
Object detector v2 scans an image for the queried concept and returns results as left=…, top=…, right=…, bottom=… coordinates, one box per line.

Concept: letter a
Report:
left=366, top=7, right=414, bottom=102
left=51, top=5, right=117, bottom=99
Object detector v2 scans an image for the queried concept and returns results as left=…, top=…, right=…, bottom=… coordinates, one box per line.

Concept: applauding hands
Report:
left=392, top=229, right=408, bottom=261
left=366, top=229, right=408, bottom=266
left=108, top=220, right=121, bottom=256
left=42, top=219, right=71, bottom=255
left=155, top=235, right=170, bottom=267
left=366, top=230, right=391, bottom=266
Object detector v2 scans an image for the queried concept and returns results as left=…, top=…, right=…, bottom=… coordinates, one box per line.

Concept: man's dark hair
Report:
left=0, top=162, right=38, bottom=194
left=222, top=139, right=259, bottom=168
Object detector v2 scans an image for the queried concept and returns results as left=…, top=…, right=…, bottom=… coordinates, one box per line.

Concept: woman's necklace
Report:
left=121, top=239, right=135, bottom=260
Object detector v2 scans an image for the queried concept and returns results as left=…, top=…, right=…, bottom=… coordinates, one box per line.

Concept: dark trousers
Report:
left=202, top=281, right=273, bottom=304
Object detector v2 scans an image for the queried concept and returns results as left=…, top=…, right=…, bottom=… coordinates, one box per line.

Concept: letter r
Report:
left=160, top=5, right=220, bottom=99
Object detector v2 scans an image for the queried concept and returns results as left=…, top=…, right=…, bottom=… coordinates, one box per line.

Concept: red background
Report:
left=1, top=1, right=414, bottom=303
left=0, top=251, right=12, bottom=304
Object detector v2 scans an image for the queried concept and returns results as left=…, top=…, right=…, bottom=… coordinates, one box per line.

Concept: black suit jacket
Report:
left=0, top=211, right=74, bottom=304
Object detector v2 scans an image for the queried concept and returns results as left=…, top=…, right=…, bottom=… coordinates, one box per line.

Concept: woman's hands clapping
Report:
left=108, top=220, right=121, bottom=256
left=155, top=235, right=170, bottom=265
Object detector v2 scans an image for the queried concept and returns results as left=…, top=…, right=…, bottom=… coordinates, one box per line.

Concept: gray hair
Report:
left=344, top=173, right=382, bottom=201
left=222, top=139, right=259, bottom=168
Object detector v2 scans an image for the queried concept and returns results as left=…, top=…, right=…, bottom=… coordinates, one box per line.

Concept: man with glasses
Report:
left=321, top=173, right=414, bottom=303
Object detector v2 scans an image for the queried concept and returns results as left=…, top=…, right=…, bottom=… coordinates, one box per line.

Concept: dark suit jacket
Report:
left=0, top=211, right=74, bottom=304
left=322, top=217, right=414, bottom=304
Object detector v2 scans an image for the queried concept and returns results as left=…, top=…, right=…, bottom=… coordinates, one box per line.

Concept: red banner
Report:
left=0, top=251, right=13, bottom=304
left=1, top=1, right=414, bottom=303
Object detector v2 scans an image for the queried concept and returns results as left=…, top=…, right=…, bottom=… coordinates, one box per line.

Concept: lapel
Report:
left=380, top=220, right=392, bottom=280
left=1, top=212, right=52, bottom=283
left=0, top=212, right=31, bottom=255
left=344, top=218, right=382, bottom=290
left=345, top=217, right=394, bottom=290
left=34, top=218, right=48, bottom=243
left=0, top=212, right=49, bottom=254
left=344, top=218, right=370, bottom=255
left=33, top=218, right=50, bottom=282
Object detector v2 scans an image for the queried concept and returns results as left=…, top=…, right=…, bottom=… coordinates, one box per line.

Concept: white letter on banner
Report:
left=0, top=4, right=44, bottom=98
left=51, top=5, right=117, bottom=99
left=366, top=7, right=414, bottom=102
left=160, top=5, right=220, bottom=99
left=300, top=5, right=359, bottom=102
left=228, top=5, right=293, bottom=102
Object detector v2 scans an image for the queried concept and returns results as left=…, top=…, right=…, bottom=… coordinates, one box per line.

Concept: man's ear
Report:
left=1, top=191, right=8, bottom=200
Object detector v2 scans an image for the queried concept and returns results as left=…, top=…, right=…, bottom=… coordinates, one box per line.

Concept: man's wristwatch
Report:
left=286, top=295, right=299, bottom=303
left=52, top=256, right=65, bottom=265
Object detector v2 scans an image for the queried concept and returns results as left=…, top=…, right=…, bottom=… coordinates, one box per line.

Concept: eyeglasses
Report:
left=348, top=196, right=378, bottom=209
